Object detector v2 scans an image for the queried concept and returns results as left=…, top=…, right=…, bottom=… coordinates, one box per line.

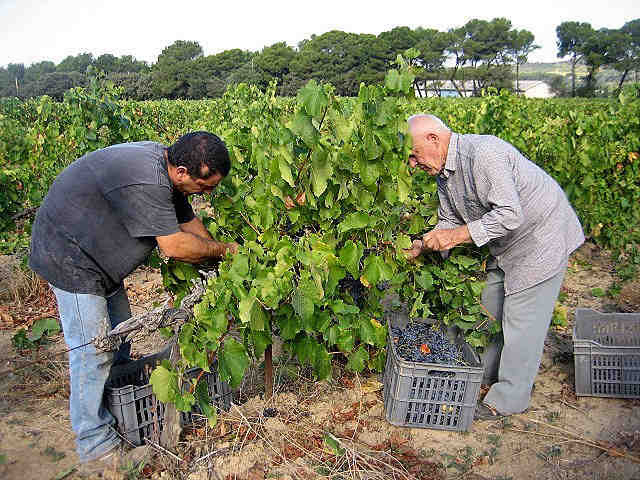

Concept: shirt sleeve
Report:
left=106, top=184, right=184, bottom=238
left=466, top=148, right=524, bottom=247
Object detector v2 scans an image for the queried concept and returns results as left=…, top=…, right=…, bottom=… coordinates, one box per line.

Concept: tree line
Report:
left=1, top=18, right=638, bottom=100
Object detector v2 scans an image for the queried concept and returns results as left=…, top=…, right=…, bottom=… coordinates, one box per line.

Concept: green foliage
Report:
left=12, top=317, right=60, bottom=350
left=551, top=304, right=568, bottom=327
left=0, top=71, right=137, bottom=230
left=323, top=433, right=346, bottom=456
left=30, top=317, right=61, bottom=340
left=151, top=62, right=496, bottom=419
left=149, top=362, right=182, bottom=405
left=11, top=329, right=34, bottom=350
left=3, top=56, right=639, bottom=419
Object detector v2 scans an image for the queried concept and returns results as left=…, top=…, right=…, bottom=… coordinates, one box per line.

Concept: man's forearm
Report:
left=160, top=231, right=228, bottom=263
left=179, top=217, right=213, bottom=240
left=453, top=224, right=472, bottom=245
left=422, top=224, right=471, bottom=251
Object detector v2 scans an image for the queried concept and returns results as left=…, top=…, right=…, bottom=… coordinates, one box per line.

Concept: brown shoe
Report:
left=474, top=403, right=508, bottom=421
left=76, top=444, right=122, bottom=477
left=77, top=443, right=149, bottom=478
left=120, top=445, right=150, bottom=470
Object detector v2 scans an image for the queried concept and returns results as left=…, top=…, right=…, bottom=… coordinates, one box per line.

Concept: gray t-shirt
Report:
left=29, top=141, right=195, bottom=296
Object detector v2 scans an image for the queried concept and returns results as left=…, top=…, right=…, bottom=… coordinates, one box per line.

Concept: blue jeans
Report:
left=51, top=284, right=132, bottom=462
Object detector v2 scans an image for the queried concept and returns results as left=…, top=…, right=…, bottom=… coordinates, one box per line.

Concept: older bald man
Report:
left=403, top=114, right=584, bottom=419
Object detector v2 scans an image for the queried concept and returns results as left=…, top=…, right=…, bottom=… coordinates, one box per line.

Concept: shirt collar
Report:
left=438, top=133, right=458, bottom=180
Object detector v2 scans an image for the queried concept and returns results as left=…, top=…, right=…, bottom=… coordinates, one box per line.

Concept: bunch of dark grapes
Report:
left=338, top=274, right=367, bottom=308
left=376, top=281, right=391, bottom=291
left=391, top=322, right=463, bottom=366
left=290, top=230, right=305, bottom=243
left=281, top=219, right=300, bottom=241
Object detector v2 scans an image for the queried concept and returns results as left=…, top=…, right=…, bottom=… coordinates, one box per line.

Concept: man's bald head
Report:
left=406, top=114, right=452, bottom=176
left=407, top=114, right=450, bottom=135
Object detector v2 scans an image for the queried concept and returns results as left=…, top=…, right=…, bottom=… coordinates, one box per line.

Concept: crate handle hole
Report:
left=427, top=370, right=455, bottom=378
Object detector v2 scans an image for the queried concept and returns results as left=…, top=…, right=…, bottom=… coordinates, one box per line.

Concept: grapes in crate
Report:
left=391, top=322, right=463, bottom=366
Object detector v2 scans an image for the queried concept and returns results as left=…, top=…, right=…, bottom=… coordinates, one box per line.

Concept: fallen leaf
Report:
left=360, top=379, right=383, bottom=394
left=389, top=431, right=409, bottom=448
left=0, top=311, right=13, bottom=325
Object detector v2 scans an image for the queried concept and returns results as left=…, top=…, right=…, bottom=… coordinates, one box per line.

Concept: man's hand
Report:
left=404, top=239, right=424, bottom=261
left=224, top=242, right=239, bottom=255
left=421, top=225, right=471, bottom=251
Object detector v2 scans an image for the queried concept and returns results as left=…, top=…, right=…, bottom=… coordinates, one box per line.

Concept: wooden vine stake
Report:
left=160, top=337, right=182, bottom=450
left=264, top=317, right=273, bottom=401
left=264, top=344, right=273, bottom=402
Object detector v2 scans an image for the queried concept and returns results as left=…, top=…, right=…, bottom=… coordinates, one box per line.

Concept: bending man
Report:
left=403, top=114, right=584, bottom=419
left=29, top=132, right=238, bottom=462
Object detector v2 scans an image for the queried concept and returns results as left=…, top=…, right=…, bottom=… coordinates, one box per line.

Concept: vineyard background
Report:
left=2, top=72, right=638, bottom=250
left=1, top=66, right=640, bottom=479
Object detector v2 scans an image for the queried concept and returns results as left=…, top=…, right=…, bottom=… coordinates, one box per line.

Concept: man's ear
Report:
left=175, top=166, right=188, bottom=177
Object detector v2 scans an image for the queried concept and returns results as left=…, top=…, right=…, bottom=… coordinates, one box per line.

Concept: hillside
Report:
left=520, top=60, right=628, bottom=87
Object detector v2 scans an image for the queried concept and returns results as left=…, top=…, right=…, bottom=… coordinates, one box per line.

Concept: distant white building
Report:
left=515, top=80, right=554, bottom=98
left=414, top=79, right=555, bottom=98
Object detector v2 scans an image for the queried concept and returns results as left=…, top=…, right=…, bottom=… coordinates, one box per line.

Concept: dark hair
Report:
left=167, top=131, right=230, bottom=179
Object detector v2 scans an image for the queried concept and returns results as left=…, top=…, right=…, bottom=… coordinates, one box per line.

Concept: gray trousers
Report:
left=480, top=262, right=567, bottom=414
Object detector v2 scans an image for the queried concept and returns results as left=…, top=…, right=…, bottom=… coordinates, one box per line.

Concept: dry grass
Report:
left=5, top=345, right=70, bottom=402
left=0, top=254, right=41, bottom=305
left=0, top=256, right=57, bottom=330
left=618, top=280, right=640, bottom=312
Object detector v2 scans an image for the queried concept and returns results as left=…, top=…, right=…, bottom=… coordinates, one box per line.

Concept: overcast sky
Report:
left=1, top=0, right=637, bottom=68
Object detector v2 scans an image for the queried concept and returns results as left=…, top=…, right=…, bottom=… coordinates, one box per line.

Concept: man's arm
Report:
left=422, top=224, right=471, bottom=251
left=404, top=179, right=468, bottom=259
left=156, top=231, right=234, bottom=263
left=179, top=216, right=213, bottom=240
left=465, top=148, right=523, bottom=247
left=157, top=217, right=238, bottom=263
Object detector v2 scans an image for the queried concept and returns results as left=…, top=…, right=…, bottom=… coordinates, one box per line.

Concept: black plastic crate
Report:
left=105, top=345, right=231, bottom=445
left=383, top=313, right=484, bottom=432
left=573, top=308, right=640, bottom=398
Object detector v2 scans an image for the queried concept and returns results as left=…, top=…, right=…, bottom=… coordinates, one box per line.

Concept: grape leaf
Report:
left=311, top=149, right=333, bottom=196
left=297, top=80, right=328, bottom=118
left=150, top=364, right=179, bottom=403
left=289, top=110, right=318, bottom=147
left=218, top=339, right=249, bottom=388
left=292, top=286, right=314, bottom=321
left=338, top=241, right=363, bottom=278
left=194, top=379, right=217, bottom=425
left=338, top=212, right=370, bottom=234
left=346, top=346, right=369, bottom=372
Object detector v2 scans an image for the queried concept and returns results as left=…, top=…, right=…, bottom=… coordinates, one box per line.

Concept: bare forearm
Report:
left=159, top=231, right=227, bottom=263
left=423, top=225, right=471, bottom=251
left=179, top=217, right=212, bottom=240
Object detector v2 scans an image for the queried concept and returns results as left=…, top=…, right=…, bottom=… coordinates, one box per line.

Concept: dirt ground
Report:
left=1, top=243, right=640, bottom=480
